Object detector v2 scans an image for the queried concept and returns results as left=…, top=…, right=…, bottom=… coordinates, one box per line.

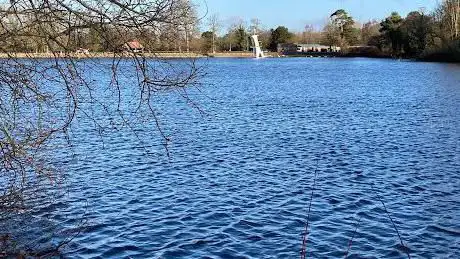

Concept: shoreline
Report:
left=0, top=52, right=457, bottom=63
left=0, top=51, right=260, bottom=59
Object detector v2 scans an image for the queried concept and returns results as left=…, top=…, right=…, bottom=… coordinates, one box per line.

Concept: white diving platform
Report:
left=250, top=35, right=265, bottom=58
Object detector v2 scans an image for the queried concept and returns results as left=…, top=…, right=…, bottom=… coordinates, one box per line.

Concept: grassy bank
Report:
left=0, top=51, right=272, bottom=59
left=0, top=52, right=205, bottom=59
left=3, top=50, right=458, bottom=62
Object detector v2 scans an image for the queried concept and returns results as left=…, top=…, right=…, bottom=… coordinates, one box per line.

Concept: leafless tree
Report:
left=434, top=0, right=460, bottom=41
left=300, top=24, right=325, bottom=44
left=445, top=0, right=460, bottom=39
left=181, top=0, right=199, bottom=52
left=0, top=0, right=203, bottom=256
left=249, top=18, right=261, bottom=35
left=207, top=13, right=220, bottom=53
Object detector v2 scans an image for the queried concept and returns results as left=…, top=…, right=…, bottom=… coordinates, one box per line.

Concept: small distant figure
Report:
left=75, top=48, right=90, bottom=55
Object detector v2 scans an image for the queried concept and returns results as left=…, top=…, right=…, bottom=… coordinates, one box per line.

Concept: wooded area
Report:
left=0, top=1, right=458, bottom=60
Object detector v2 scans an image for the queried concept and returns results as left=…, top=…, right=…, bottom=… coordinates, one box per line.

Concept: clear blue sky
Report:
left=195, top=0, right=438, bottom=32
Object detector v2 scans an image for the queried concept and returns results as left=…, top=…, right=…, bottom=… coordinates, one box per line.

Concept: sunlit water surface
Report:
left=9, top=58, right=460, bottom=258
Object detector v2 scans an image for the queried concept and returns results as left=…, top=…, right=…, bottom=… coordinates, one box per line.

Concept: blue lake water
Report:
left=13, top=58, right=460, bottom=258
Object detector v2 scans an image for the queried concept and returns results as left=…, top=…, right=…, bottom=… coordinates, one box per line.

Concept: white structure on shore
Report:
left=250, top=35, right=265, bottom=58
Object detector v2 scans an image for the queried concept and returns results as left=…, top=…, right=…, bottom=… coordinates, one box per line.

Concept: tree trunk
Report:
left=212, top=33, right=215, bottom=53
left=455, top=0, right=460, bottom=39
left=185, top=28, right=190, bottom=52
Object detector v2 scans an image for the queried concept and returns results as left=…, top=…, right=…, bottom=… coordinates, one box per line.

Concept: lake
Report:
left=7, top=58, right=460, bottom=258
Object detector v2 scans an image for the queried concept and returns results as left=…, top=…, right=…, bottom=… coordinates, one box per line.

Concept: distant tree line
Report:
left=0, top=0, right=201, bottom=53
left=0, top=0, right=458, bottom=61
left=321, top=1, right=459, bottom=60
left=201, top=1, right=459, bottom=61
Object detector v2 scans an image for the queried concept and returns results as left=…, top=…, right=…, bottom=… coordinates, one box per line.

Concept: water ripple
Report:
left=6, top=58, right=459, bottom=258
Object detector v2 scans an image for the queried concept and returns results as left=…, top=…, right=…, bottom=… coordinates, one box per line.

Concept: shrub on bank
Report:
left=419, top=41, right=460, bottom=63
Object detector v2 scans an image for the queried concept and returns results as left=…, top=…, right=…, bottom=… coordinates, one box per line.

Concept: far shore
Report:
left=1, top=51, right=457, bottom=63
left=0, top=51, right=268, bottom=59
